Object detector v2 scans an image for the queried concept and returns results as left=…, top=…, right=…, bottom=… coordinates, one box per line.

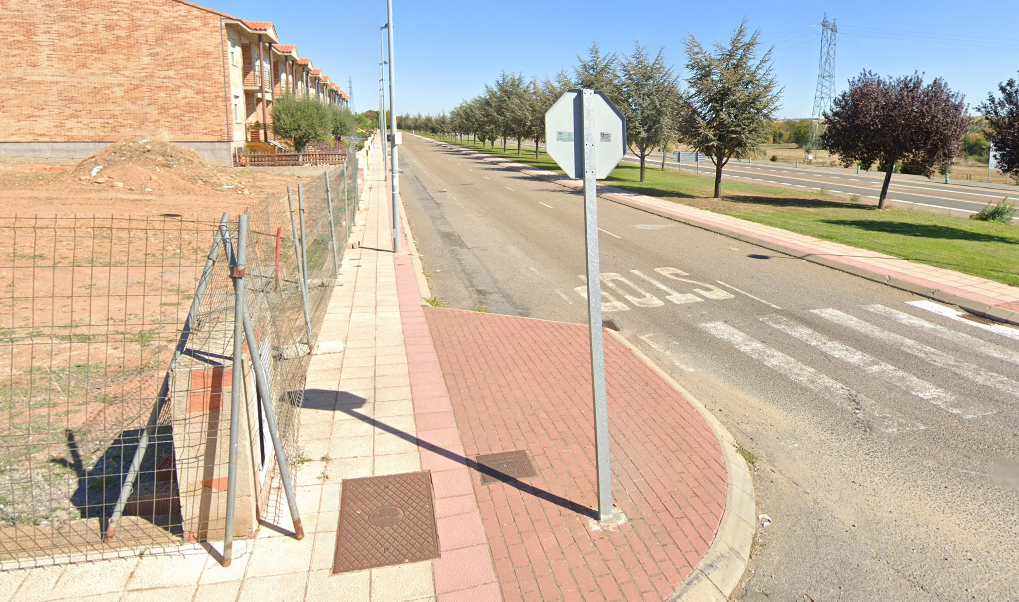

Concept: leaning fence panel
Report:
left=0, top=159, right=352, bottom=568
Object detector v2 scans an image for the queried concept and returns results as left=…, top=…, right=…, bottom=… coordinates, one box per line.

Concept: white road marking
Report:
left=601, top=273, right=663, bottom=307
left=638, top=333, right=696, bottom=372
left=830, top=190, right=843, bottom=194
left=864, top=304, right=1019, bottom=366
left=575, top=277, right=630, bottom=312
left=483, top=176, right=490, bottom=179
left=468, top=168, right=473, bottom=171
left=539, top=202, right=554, bottom=209
left=907, top=300, right=1019, bottom=342
left=761, top=314, right=971, bottom=417
left=556, top=290, right=574, bottom=305
left=700, top=321, right=916, bottom=433
left=813, top=308, right=1019, bottom=404
left=598, top=227, right=622, bottom=239
left=632, top=224, right=671, bottom=230
left=631, top=270, right=702, bottom=304
left=656, top=268, right=735, bottom=300
left=716, top=281, right=782, bottom=309
left=890, top=199, right=979, bottom=214
left=794, top=184, right=806, bottom=188
left=505, top=186, right=515, bottom=191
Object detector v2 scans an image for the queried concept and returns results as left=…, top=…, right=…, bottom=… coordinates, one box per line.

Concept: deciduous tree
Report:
left=678, top=19, right=781, bottom=198
left=824, top=71, right=968, bottom=208
left=271, top=94, right=331, bottom=152
left=980, top=75, right=1019, bottom=181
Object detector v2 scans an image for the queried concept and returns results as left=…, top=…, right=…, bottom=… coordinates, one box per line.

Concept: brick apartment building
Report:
left=1, top=0, right=350, bottom=164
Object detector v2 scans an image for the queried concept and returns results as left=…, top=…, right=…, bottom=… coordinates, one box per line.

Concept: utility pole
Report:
left=385, top=0, right=400, bottom=253
left=379, top=27, right=389, bottom=177
left=348, top=76, right=354, bottom=112
left=806, top=14, right=837, bottom=159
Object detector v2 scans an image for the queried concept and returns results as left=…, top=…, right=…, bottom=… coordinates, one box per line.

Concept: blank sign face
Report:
left=545, top=89, right=626, bottom=179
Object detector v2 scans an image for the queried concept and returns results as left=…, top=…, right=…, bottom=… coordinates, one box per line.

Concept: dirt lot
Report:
left=0, top=141, right=333, bottom=220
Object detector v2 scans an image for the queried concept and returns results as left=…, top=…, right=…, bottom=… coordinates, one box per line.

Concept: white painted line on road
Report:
left=813, top=308, right=1016, bottom=409
left=766, top=180, right=778, bottom=184
left=761, top=314, right=965, bottom=416
left=864, top=304, right=1019, bottom=366
left=907, top=300, right=1019, bottom=342
left=700, top=321, right=915, bottom=432
left=716, top=281, right=782, bottom=310
left=830, top=190, right=843, bottom=194
left=539, top=202, right=554, bottom=209
left=598, top=227, right=622, bottom=239
left=794, top=185, right=806, bottom=188
left=638, top=333, right=696, bottom=373
left=468, top=168, right=473, bottom=171
left=890, top=199, right=978, bottom=214
left=867, top=195, right=879, bottom=199
left=631, top=270, right=702, bottom=304
left=505, top=186, right=515, bottom=191
left=556, top=290, right=574, bottom=305
left=483, top=176, right=490, bottom=179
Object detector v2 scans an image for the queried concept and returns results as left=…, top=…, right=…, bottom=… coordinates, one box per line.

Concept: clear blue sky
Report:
left=201, top=0, right=1019, bottom=119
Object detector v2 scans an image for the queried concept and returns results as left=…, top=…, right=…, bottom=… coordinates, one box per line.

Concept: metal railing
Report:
left=0, top=163, right=359, bottom=568
left=234, top=150, right=348, bottom=168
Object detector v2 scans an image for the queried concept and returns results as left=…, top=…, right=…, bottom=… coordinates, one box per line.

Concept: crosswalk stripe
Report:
left=907, top=300, right=1019, bottom=343
left=865, top=304, right=1019, bottom=366
left=700, top=321, right=917, bottom=433
left=760, top=314, right=982, bottom=418
left=813, top=308, right=1019, bottom=403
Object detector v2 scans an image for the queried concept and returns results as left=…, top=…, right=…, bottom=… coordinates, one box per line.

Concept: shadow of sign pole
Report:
left=545, top=88, right=626, bottom=522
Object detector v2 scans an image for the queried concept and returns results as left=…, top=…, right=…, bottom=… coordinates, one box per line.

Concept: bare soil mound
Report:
left=70, top=140, right=245, bottom=195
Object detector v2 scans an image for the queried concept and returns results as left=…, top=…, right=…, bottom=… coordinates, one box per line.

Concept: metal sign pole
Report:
left=386, top=0, right=401, bottom=253
left=580, top=89, right=612, bottom=522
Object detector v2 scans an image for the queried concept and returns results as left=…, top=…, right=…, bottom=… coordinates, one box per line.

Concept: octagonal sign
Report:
left=545, top=89, right=626, bottom=179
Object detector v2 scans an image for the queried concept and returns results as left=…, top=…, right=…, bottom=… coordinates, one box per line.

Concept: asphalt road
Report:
left=398, top=134, right=1019, bottom=601
left=623, top=151, right=1015, bottom=218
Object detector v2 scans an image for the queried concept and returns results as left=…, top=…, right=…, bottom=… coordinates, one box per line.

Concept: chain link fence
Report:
left=0, top=160, right=358, bottom=568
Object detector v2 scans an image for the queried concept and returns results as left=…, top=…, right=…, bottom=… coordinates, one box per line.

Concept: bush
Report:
left=271, top=94, right=330, bottom=152
left=971, top=198, right=1017, bottom=223
left=770, top=155, right=778, bottom=162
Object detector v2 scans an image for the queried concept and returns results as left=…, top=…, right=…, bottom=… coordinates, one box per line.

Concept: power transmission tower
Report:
left=807, top=14, right=837, bottom=158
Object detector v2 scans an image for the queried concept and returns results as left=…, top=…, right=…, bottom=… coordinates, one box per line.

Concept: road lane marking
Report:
left=556, top=290, right=574, bottom=305
left=716, top=281, right=782, bottom=309
left=601, top=273, right=663, bottom=307
left=483, top=176, right=490, bottom=179
left=505, top=186, right=515, bottom=191
left=813, top=308, right=1019, bottom=404
left=766, top=180, right=778, bottom=184
left=864, top=304, right=1019, bottom=366
left=907, top=300, right=1019, bottom=342
left=638, top=333, right=696, bottom=372
left=598, top=227, right=622, bottom=239
left=468, top=168, right=473, bottom=171
left=575, top=277, right=630, bottom=312
left=700, top=321, right=916, bottom=433
left=631, top=270, right=702, bottom=304
left=539, top=202, right=554, bottom=209
left=830, top=190, right=843, bottom=194
left=761, top=314, right=971, bottom=417
left=794, top=184, right=806, bottom=188
left=655, top=268, right=735, bottom=300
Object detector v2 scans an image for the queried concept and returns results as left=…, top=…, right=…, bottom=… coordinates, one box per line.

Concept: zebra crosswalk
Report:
left=699, top=302, right=1019, bottom=431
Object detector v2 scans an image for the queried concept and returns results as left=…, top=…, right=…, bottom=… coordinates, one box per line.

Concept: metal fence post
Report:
left=223, top=213, right=248, bottom=567
left=324, top=172, right=340, bottom=279
left=297, top=184, right=314, bottom=346
left=241, top=311, right=304, bottom=542
left=105, top=213, right=231, bottom=543
left=287, top=186, right=314, bottom=347
left=343, top=165, right=350, bottom=246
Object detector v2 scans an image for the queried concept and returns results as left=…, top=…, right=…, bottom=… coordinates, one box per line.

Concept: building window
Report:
left=233, top=96, right=241, bottom=123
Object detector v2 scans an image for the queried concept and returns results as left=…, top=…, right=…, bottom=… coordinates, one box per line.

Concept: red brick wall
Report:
left=1, top=0, right=230, bottom=143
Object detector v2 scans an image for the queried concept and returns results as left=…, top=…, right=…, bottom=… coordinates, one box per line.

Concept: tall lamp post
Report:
left=378, top=26, right=388, bottom=177
left=384, top=0, right=400, bottom=252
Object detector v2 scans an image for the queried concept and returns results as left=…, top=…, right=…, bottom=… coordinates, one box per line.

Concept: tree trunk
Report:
left=878, top=165, right=894, bottom=209
left=502, top=137, right=507, bottom=152
left=714, top=161, right=723, bottom=198
left=661, top=149, right=666, bottom=171
left=640, top=154, right=647, bottom=182
left=517, top=138, right=521, bottom=156
left=535, top=139, right=539, bottom=159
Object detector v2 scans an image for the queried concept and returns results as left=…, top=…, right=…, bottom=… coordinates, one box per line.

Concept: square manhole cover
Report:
left=475, top=450, right=537, bottom=486
left=333, top=471, right=439, bottom=574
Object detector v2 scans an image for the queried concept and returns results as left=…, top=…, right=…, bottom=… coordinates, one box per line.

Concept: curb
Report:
left=397, top=188, right=432, bottom=300
left=606, top=330, right=756, bottom=602
left=422, top=136, right=1019, bottom=328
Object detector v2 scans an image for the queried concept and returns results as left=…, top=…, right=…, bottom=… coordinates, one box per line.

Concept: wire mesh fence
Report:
left=0, top=163, right=357, bottom=568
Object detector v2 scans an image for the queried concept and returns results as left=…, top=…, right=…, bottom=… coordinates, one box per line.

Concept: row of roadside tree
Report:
left=402, top=19, right=1019, bottom=207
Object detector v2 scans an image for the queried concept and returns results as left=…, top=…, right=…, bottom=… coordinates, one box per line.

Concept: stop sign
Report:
left=545, top=89, right=626, bottom=179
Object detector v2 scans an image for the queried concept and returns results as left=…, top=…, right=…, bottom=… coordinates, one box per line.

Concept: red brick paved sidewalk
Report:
left=402, top=293, right=729, bottom=601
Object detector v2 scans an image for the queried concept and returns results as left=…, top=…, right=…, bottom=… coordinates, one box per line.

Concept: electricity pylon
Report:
left=807, top=14, right=837, bottom=158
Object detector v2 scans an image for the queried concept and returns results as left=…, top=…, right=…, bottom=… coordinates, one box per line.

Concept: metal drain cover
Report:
left=475, top=450, right=537, bottom=485
left=333, top=471, right=439, bottom=573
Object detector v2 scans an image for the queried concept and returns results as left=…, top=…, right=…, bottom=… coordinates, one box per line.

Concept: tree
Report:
left=531, top=70, right=573, bottom=158
left=788, top=120, right=812, bottom=148
left=329, top=107, right=357, bottom=139
left=574, top=41, right=622, bottom=107
left=271, top=94, right=331, bottom=152
left=980, top=75, right=1019, bottom=180
left=678, top=19, right=781, bottom=198
left=618, top=43, right=681, bottom=182
left=824, top=71, right=968, bottom=208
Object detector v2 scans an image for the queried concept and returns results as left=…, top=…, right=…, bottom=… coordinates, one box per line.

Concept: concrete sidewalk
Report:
left=1, top=136, right=752, bottom=601
left=427, top=137, right=1019, bottom=326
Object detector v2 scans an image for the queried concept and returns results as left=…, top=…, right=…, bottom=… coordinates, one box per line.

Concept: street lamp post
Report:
left=379, top=27, right=388, bottom=177
left=385, top=0, right=400, bottom=253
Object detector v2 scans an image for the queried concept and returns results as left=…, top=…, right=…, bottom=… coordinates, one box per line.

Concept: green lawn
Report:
left=425, top=134, right=1019, bottom=288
